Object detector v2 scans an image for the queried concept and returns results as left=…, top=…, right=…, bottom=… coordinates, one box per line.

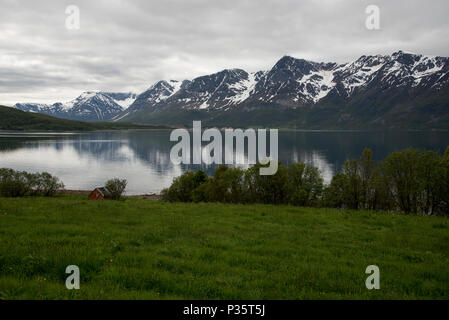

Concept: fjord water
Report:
left=0, top=130, right=448, bottom=195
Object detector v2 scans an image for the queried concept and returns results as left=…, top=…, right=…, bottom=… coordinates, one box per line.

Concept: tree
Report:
left=0, top=168, right=30, bottom=197
left=359, top=148, right=375, bottom=209
left=105, top=178, right=127, bottom=200
left=162, top=170, right=209, bottom=202
left=323, top=172, right=346, bottom=208
left=417, top=150, right=442, bottom=215
left=381, top=149, right=422, bottom=214
left=208, top=166, right=245, bottom=203
left=439, top=146, right=449, bottom=215
left=342, top=159, right=362, bottom=210
left=287, top=163, right=323, bottom=207
left=244, top=162, right=289, bottom=204
left=370, top=167, right=393, bottom=211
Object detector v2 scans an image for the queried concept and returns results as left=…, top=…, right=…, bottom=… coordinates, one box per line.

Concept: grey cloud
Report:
left=0, top=0, right=448, bottom=105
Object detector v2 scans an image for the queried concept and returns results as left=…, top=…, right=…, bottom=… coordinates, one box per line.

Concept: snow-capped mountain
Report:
left=122, top=70, right=265, bottom=120
left=117, top=51, right=449, bottom=128
left=14, top=51, right=449, bottom=128
left=15, top=92, right=137, bottom=121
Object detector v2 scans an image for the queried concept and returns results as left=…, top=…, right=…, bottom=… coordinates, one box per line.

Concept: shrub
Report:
left=286, top=163, right=323, bottom=207
left=369, top=167, right=394, bottom=211
left=381, top=149, right=431, bottom=214
left=160, top=147, right=449, bottom=216
left=359, top=148, right=375, bottom=209
left=105, top=178, right=127, bottom=200
left=0, top=168, right=29, bottom=197
left=0, top=168, right=65, bottom=197
left=323, top=172, right=346, bottom=208
left=208, top=165, right=245, bottom=203
left=27, top=172, right=65, bottom=196
left=416, top=150, right=443, bottom=215
left=440, top=147, right=449, bottom=215
left=162, top=170, right=208, bottom=202
left=244, top=162, right=289, bottom=204
left=192, top=181, right=212, bottom=203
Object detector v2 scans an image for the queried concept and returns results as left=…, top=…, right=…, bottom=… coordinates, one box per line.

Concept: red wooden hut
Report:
left=88, top=187, right=111, bottom=200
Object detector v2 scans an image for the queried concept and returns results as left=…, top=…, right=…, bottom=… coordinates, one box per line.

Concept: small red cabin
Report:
left=88, top=187, right=111, bottom=200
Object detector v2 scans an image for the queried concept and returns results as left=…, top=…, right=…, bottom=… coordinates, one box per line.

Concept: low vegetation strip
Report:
left=0, top=195, right=447, bottom=299
left=162, top=147, right=449, bottom=216
left=0, top=105, right=166, bottom=131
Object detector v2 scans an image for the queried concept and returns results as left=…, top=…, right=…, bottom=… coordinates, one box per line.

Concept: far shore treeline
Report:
left=162, top=147, right=449, bottom=216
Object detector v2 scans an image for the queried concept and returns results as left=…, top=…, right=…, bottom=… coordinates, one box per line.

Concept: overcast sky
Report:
left=1, top=0, right=448, bottom=105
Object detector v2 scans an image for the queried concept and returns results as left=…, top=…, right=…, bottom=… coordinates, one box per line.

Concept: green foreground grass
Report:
left=0, top=195, right=448, bottom=300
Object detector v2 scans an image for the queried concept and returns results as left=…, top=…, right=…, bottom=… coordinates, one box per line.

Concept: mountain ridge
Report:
left=14, top=51, right=449, bottom=129
left=119, top=50, right=449, bottom=129
left=14, top=92, right=137, bottom=122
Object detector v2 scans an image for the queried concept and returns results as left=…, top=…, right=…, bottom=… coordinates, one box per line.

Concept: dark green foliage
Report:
left=369, top=168, right=393, bottom=211
left=26, top=172, right=65, bottom=196
left=341, top=159, right=362, bottom=210
left=323, top=172, right=346, bottom=208
left=0, top=105, right=163, bottom=131
left=381, top=149, right=448, bottom=215
left=0, top=168, right=30, bottom=197
left=441, top=147, right=449, bottom=215
left=0, top=168, right=64, bottom=197
left=208, top=166, right=245, bottom=203
left=286, top=163, right=323, bottom=206
left=244, top=162, right=289, bottom=204
left=381, top=149, right=423, bottom=214
left=359, top=148, right=375, bottom=209
left=161, top=170, right=209, bottom=202
left=162, top=147, right=449, bottom=216
left=105, top=178, right=128, bottom=200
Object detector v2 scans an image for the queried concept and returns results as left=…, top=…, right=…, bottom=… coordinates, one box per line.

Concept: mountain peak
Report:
left=14, top=51, right=449, bottom=127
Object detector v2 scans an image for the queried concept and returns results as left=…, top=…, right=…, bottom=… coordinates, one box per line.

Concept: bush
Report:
left=105, top=178, right=127, bottom=200
left=323, top=172, right=346, bottom=208
left=208, top=165, right=245, bottom=203
left=161, top=170, right=208, bottom=202
left=440, top=147, right=449, bottom=215
left=28, top=172, right=65, bottom=196
left=287, top=163, right=323, bottom=207
left=0, top=168, right=64, bottom=197
left=0, top=169, right=29, bottom=197
left=244, top=162, right=289, bottom=204
left=160, top=147, right=449, bottom=216
left=192, top=181, right=212, bottom=203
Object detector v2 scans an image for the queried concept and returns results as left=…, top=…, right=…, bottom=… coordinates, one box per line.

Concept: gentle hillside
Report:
left=0, top=105, right=165, bottom=131
left=0, top=196, right=447, bottom=299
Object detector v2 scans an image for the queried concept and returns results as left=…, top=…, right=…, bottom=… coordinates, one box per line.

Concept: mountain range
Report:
left=14, top=92, right=137, bottom=122
left=14, top=51, right=449, bottom=129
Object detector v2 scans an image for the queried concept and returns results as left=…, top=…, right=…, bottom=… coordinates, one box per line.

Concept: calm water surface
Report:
left=0, top=130, right=448, bottom=194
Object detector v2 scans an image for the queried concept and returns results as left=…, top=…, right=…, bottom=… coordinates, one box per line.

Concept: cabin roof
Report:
left=96, top=187, right=111, bottom=197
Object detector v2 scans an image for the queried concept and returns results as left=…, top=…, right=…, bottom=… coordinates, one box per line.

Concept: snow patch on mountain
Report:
left=228, top=72, right=258, bottom=104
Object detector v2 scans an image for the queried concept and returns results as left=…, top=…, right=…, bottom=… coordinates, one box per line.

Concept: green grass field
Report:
left=0, top=195, right=448, bottom=300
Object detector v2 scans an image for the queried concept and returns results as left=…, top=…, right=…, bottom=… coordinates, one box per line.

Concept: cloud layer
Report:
left=1, top=0, right=448, bottom=105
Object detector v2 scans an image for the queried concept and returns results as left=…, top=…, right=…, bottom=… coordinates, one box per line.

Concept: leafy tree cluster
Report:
left=0, top=168, right=64, bottom=197
left=162, top=147, right=449, bottom=216
left=161, top=162, right=323, bottom=208
left=105, top=178, right=128, bottom=200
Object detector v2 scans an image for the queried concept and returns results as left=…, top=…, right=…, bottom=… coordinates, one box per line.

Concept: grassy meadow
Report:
left=0, top=195, right=448, bottom=300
